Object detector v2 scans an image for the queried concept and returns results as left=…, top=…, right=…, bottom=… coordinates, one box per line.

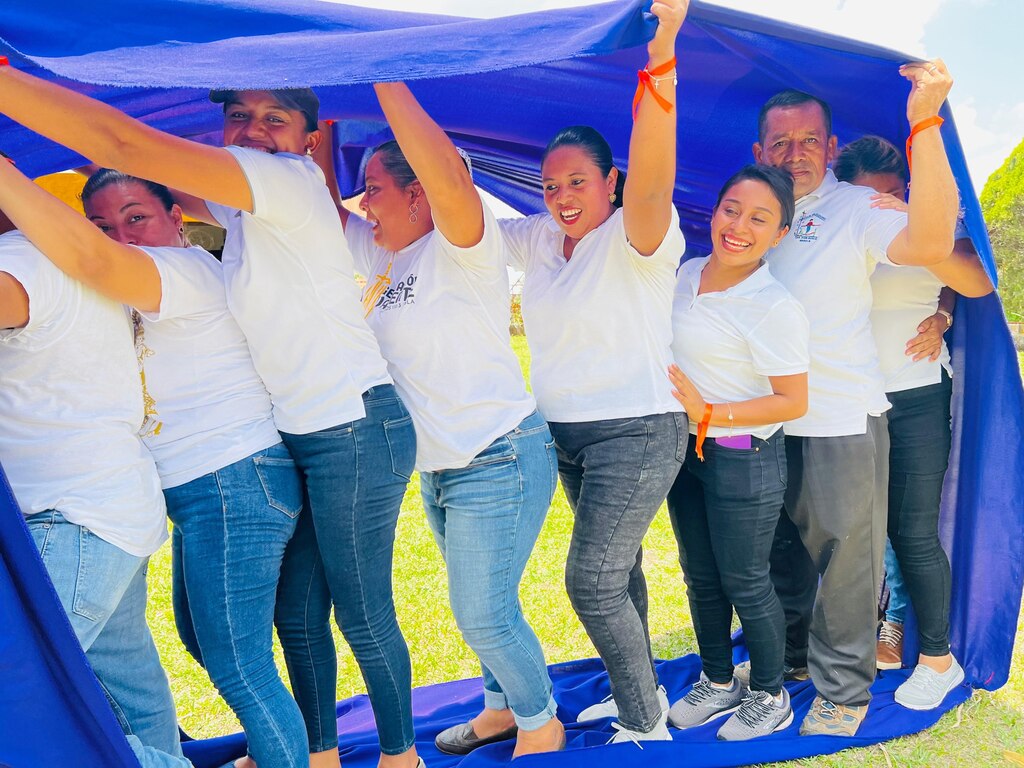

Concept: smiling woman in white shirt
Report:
left=498, top=0, right=689, bottom=745
left=0, top=161, right=308, bottom=768
left=663, top=164, right=808, bottom=742
left=0, top=67, right=420, bottom=768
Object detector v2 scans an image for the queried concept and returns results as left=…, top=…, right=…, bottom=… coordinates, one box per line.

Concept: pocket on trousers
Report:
left=71, top=529, right=139, bottom=623
left=384, top=414, right=416, bottom=481
left=253, top=455, right=304, bottom=518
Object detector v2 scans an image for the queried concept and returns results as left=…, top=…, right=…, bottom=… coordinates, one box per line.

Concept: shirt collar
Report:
left=795, top=168, right=838, bottom=208
left=684, top=257, right=775, bottom=300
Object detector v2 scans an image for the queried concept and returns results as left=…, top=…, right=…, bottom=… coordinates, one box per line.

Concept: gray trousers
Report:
left=771, top=415, right=889, bottom=706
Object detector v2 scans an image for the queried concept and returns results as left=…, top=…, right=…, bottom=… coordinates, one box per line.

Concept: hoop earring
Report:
left=409, top=202, right=419, bottom=224
left=608, top=192, right=617, bottom=204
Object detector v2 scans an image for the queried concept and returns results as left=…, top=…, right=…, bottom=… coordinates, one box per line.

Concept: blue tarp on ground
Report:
left=1, top=1, right=1022, bottom=767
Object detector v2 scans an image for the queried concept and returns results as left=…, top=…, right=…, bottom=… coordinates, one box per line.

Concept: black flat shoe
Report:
left=435, top=721, right=519, bottom=755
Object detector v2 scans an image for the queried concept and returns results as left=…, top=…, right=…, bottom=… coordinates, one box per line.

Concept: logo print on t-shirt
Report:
left=131, top=311, right=163, bottom=438
left=793, top=211, right=826, bottom=243
left=375, top=272, right=417, bottom=313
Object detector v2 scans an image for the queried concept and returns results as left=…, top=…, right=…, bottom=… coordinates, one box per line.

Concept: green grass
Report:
left=146, top=341, right=1024, bottom=767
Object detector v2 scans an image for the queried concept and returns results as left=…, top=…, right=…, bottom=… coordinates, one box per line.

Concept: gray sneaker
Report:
left=717, top=688, right=793, bottom=741
left=667, top=673, right=745, bottom=729
left=894, top=657, right=965, bottom=710
left=733, top=661, right=809, bottom=686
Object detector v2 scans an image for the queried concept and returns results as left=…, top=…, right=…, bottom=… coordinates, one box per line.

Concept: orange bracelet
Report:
left=695, top=403, right=713, bottom=462
left=905, top=116, right=943, bottom=174
left=632, top=56, right=677, bottom=121
left=0, top=56, right=9, bottom=67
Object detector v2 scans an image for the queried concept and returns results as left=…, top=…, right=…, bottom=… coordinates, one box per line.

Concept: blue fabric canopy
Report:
left=1, top=2, right=1022, bottom=767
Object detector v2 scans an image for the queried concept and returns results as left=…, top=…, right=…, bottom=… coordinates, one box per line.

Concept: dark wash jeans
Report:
left=886, top=371, right=953, bottom=657
left=274, top=384, right=418, bottom=755
left=667, top=430, right=788, bottom=695
left=550, top=411, right=686, bottom=733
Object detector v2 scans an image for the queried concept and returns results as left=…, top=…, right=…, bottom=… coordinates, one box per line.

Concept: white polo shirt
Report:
left=500, top=207, right=685, bottom=423
left=0, top=232, right=167, bottom=558
left=135, top=245, right=282, bottom=488
left=346, top=201, right=536, bottom=472
left=765, top=170, right=905, bottom=437
left=869, top=219, right=967, bottom=393
left=671, top=257, right=810, bottom=439
left=208, top=146, right=391, bottom=435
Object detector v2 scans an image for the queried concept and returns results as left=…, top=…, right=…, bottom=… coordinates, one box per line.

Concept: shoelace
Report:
left=815, top=699, right=840, bottom=721
left=608, top=721, right=646, bottom=750
left=879, top=622, right=904, bottom=648
left=683, top=678, right=715, bottom=704
left=735, top=690, right=776, bottom=729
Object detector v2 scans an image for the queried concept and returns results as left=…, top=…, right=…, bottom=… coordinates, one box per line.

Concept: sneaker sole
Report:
left=669, top=703, right=742, bottom=730
left=876, top=660, right=902, bottom=671
left=717, top=708, right=794, bottom=741
left=895, top=668, right=966, bottom=711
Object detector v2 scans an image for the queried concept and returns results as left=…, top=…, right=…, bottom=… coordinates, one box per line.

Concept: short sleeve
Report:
left=224, top=146, right=326, bottom=233
left=0, top=234, right=71, bottom=345
left=498, top=216, right=543, bottom=271
left=623, top=205, right=687, bottom=269
left=433, top=195, right=506, bottom=276
left=747, top=296, right=810, bottom=377
left=343, top=215, right=377, bottom=276
left=853, top=194, right=907, bottom=267
left=136, top=246, right=225, bottom=322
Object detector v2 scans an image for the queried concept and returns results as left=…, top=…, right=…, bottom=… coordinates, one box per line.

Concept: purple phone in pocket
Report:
left=716, top=434, right=752, bottom=450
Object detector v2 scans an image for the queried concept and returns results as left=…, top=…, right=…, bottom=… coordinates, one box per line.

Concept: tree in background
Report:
left=982, top=138, right=1024, bottom=321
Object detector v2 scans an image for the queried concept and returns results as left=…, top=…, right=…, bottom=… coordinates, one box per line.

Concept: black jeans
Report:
left=667, top=431, right=788, bottom=696
left=886, top=372, right=953, bottom=656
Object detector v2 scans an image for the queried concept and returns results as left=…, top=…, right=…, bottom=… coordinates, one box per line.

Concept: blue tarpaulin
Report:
left=1, top=1, right=1022, bottom=767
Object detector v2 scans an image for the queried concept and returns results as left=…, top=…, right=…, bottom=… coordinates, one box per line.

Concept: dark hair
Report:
left=833, top=135, right=908, bottom=186
left=757, top=90, right=833, bottom=145
left=716, top=165, right=795, bottom=230
left=370, top=140, right=418, bottom=188
left=209, top=88, right=320, bottom=133
left=541, top=125, right=626, bottom=209
left=81, top=168, right=176, bottom=213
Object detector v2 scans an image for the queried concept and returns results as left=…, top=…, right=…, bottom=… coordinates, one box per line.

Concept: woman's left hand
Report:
left=870, top=192, right=908, bottom=212
left=668, top=363, right=705, bottom=417
left=905, top=311, right=947, bottom=362
left=648, top=0, right=689, bottom=62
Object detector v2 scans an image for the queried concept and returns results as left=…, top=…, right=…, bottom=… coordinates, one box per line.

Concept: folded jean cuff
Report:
left=511, top=695, right=559, bottom=732
left=483, top=687, right=509, bottom=712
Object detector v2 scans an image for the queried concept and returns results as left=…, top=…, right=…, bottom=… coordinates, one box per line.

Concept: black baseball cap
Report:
left=209, top=88, right=320, bottom=132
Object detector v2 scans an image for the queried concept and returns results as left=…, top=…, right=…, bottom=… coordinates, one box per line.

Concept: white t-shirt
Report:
left=500, top=207, right=685, bottom=422
left=0, top=232, right=166, bottom=557
left=766, top=170, right=905, bottom=437
left=869, top=219, right=966, bottom=393
left=671, top=257, right=810, bottom=439
left=134, top=245, right=281, bottom=488
left=346, top=201, right=536, bottom=472
left=208, top=146, right=391, bottom=435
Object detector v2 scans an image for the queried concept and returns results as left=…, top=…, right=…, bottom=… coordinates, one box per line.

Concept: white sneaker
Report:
left=577, top=684, right=669, bottom=722
left=607, top=713, right=673, bottom=748
left=894, top=657, right=965, bottom=711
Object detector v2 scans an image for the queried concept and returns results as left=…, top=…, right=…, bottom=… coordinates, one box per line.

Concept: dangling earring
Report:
left=409, top=202, right=419, bottom=224
left=608, top=192, right=617, bottom=204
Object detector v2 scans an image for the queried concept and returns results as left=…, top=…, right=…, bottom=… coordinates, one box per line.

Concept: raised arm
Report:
left=0, top=160, right=162, bottom=312
left=373, top=82, right=481, bottom=248
left=887, top=59, right=959, bottom=267
left=0, top=64, right=253, bottom=213
left=622, top=0, right=688, bottom=256
left=310, top=119, right=353, bottom=229
left=927, top=237, right=994, bottom=297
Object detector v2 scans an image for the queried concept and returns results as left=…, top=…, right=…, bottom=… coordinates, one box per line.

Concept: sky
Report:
left=329, top=0, right=1022, bottom=195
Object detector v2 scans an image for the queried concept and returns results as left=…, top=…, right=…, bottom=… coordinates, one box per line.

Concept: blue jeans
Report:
left=165, top=443, right=308, bottom=767
left=883, top=539, right=908, bottom=624
left=667, top=431, right=788, bottom=695
left=420, top=411, right=558, bottom=731
left=24, top=512, right=192, bottom=768
left=276, top=384, right=417, bottom=755
left=550, top=412, right=686, bottom=733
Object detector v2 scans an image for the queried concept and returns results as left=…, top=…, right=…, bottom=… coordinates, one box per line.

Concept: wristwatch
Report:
left=937, top=309, right=953, bottom=328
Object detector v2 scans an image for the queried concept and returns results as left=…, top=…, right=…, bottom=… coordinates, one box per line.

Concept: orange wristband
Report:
left=695, top=403, right=713, bottom=462
left=905, top=116, right=943, bottom=174
left=632, top=56, right=677, bottom=121
left=0, top=56, right=8, bottom=67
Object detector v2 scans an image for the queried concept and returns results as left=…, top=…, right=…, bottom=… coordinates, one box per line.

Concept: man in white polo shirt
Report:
left=747, top=61, right=960, bottom=736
